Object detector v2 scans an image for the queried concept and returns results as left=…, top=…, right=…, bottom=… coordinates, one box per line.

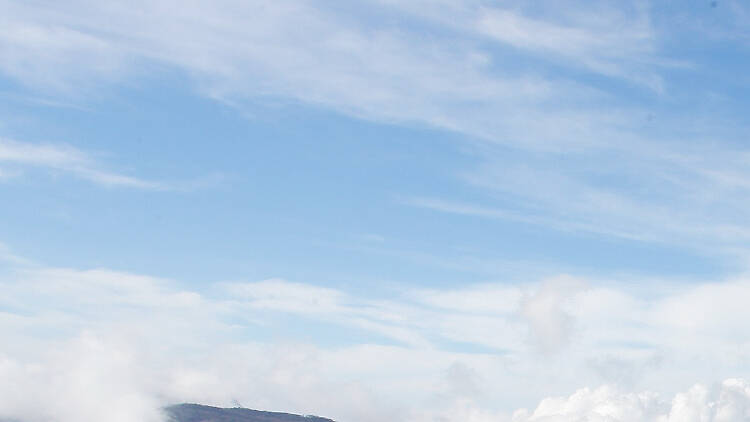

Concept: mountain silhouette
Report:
left=166, top=403, right=335, bottom=422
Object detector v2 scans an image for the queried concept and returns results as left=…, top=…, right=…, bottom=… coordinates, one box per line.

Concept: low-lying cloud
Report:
left=3, top=247, right=750, bottom=421
left=512, top=379, right=750, bottom=422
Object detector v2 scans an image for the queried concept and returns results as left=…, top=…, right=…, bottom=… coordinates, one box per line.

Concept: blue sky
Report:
left=3, top=1, right=750, bottom=421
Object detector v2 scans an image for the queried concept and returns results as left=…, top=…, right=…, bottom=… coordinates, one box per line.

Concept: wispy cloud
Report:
left=381, top=1, right=664, bottom=88
left=3, top=0, right=747, bottom=257
left=405, top=196, right=654, bottom=242
left=476, top=5, right=663, bottom=89
left=405, top=133, right=750, bottom=260
left=0, top=241, right=32, bottom=265
left=0, top=137, right=179, bottom=190
left=0, top=0, right=659, bottom=150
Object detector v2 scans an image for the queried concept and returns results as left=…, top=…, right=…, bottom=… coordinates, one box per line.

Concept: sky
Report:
left=2, top=0, right=750, bottom=421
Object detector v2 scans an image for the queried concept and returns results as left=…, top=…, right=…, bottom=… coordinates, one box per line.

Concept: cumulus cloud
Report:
left=0, top=332, right=166, bottom=422
left=512, top=379, right=750, bottom=422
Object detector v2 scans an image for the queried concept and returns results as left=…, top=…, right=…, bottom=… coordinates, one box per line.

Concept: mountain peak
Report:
left=165, top=403, right=335, bottom=422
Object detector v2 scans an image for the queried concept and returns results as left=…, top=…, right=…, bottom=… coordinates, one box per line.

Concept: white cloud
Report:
left=5, top=0, right=750, bottom=256
left=4, top=244, right=750, bottom=421
left=414, top=283, right=522, bottom=314
left=0, top=14, right=125, bottom=93
left=476, top=5, right=662, bottom=89
left=0, top=137, right=167, bottom=189
left=372, top=0, right=663, bottom=87
left=0, top=137, right=224, bottom=190
left=512, top=379, right=750, bottom=422
left=520, top=276, right=584, bottom=353
left=0, top=241, right=31, bottom=265
left=0, top=138, right=88, bottom=167
left=223, top=279, right=346, bottom=314
left=409, top=137, right=750, bottom=257
left=0, top=0, right=655, bottom=150
left=0, top=332, right=166, bottom=422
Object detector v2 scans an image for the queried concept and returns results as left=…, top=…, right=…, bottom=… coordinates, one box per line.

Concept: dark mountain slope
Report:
left=166, top=404, right=335, bottom=422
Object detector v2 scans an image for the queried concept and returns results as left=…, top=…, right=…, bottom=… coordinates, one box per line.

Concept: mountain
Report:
left=165, top=404, right=335, bottom=422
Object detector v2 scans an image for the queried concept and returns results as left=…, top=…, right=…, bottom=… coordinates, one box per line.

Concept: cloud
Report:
left=413, top=283, right=521, bottom=314
left=475, top=5, right=663, bottom=88
left=0, top=242, right=31, bottom=265
left=222, top=279, right=431, bottom=348
left=364, top=0, right=663, bottom=87
left=5, top=0, right=750, bottom=257
left=4, top=242, right=750, bottom=421
left=0, top=0, right=658, bottom=150
left=0, top=12, right=125, bottom=93
left=404, top=196, right=649, bottom=241
left=0, top=137, right=195, bottom=189
left=0, top=138, right=88, bottom=166
left=512, top=379, right=750, bottom=422
left=408, top=137, right=750, bottom=257
left=520, top=276, right=584, bottom=353
left=0, top=332, right=166, bottom=422
left=443, top=361, right=484, bottom=399
left=223, top=279, right=346, bottom=314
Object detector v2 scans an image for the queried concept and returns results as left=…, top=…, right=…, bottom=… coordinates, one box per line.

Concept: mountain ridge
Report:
left=165, top=403, right=335, bottom=422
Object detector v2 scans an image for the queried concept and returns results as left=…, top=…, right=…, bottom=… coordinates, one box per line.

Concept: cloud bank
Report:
left=3, top=250, right=750, bottom=421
